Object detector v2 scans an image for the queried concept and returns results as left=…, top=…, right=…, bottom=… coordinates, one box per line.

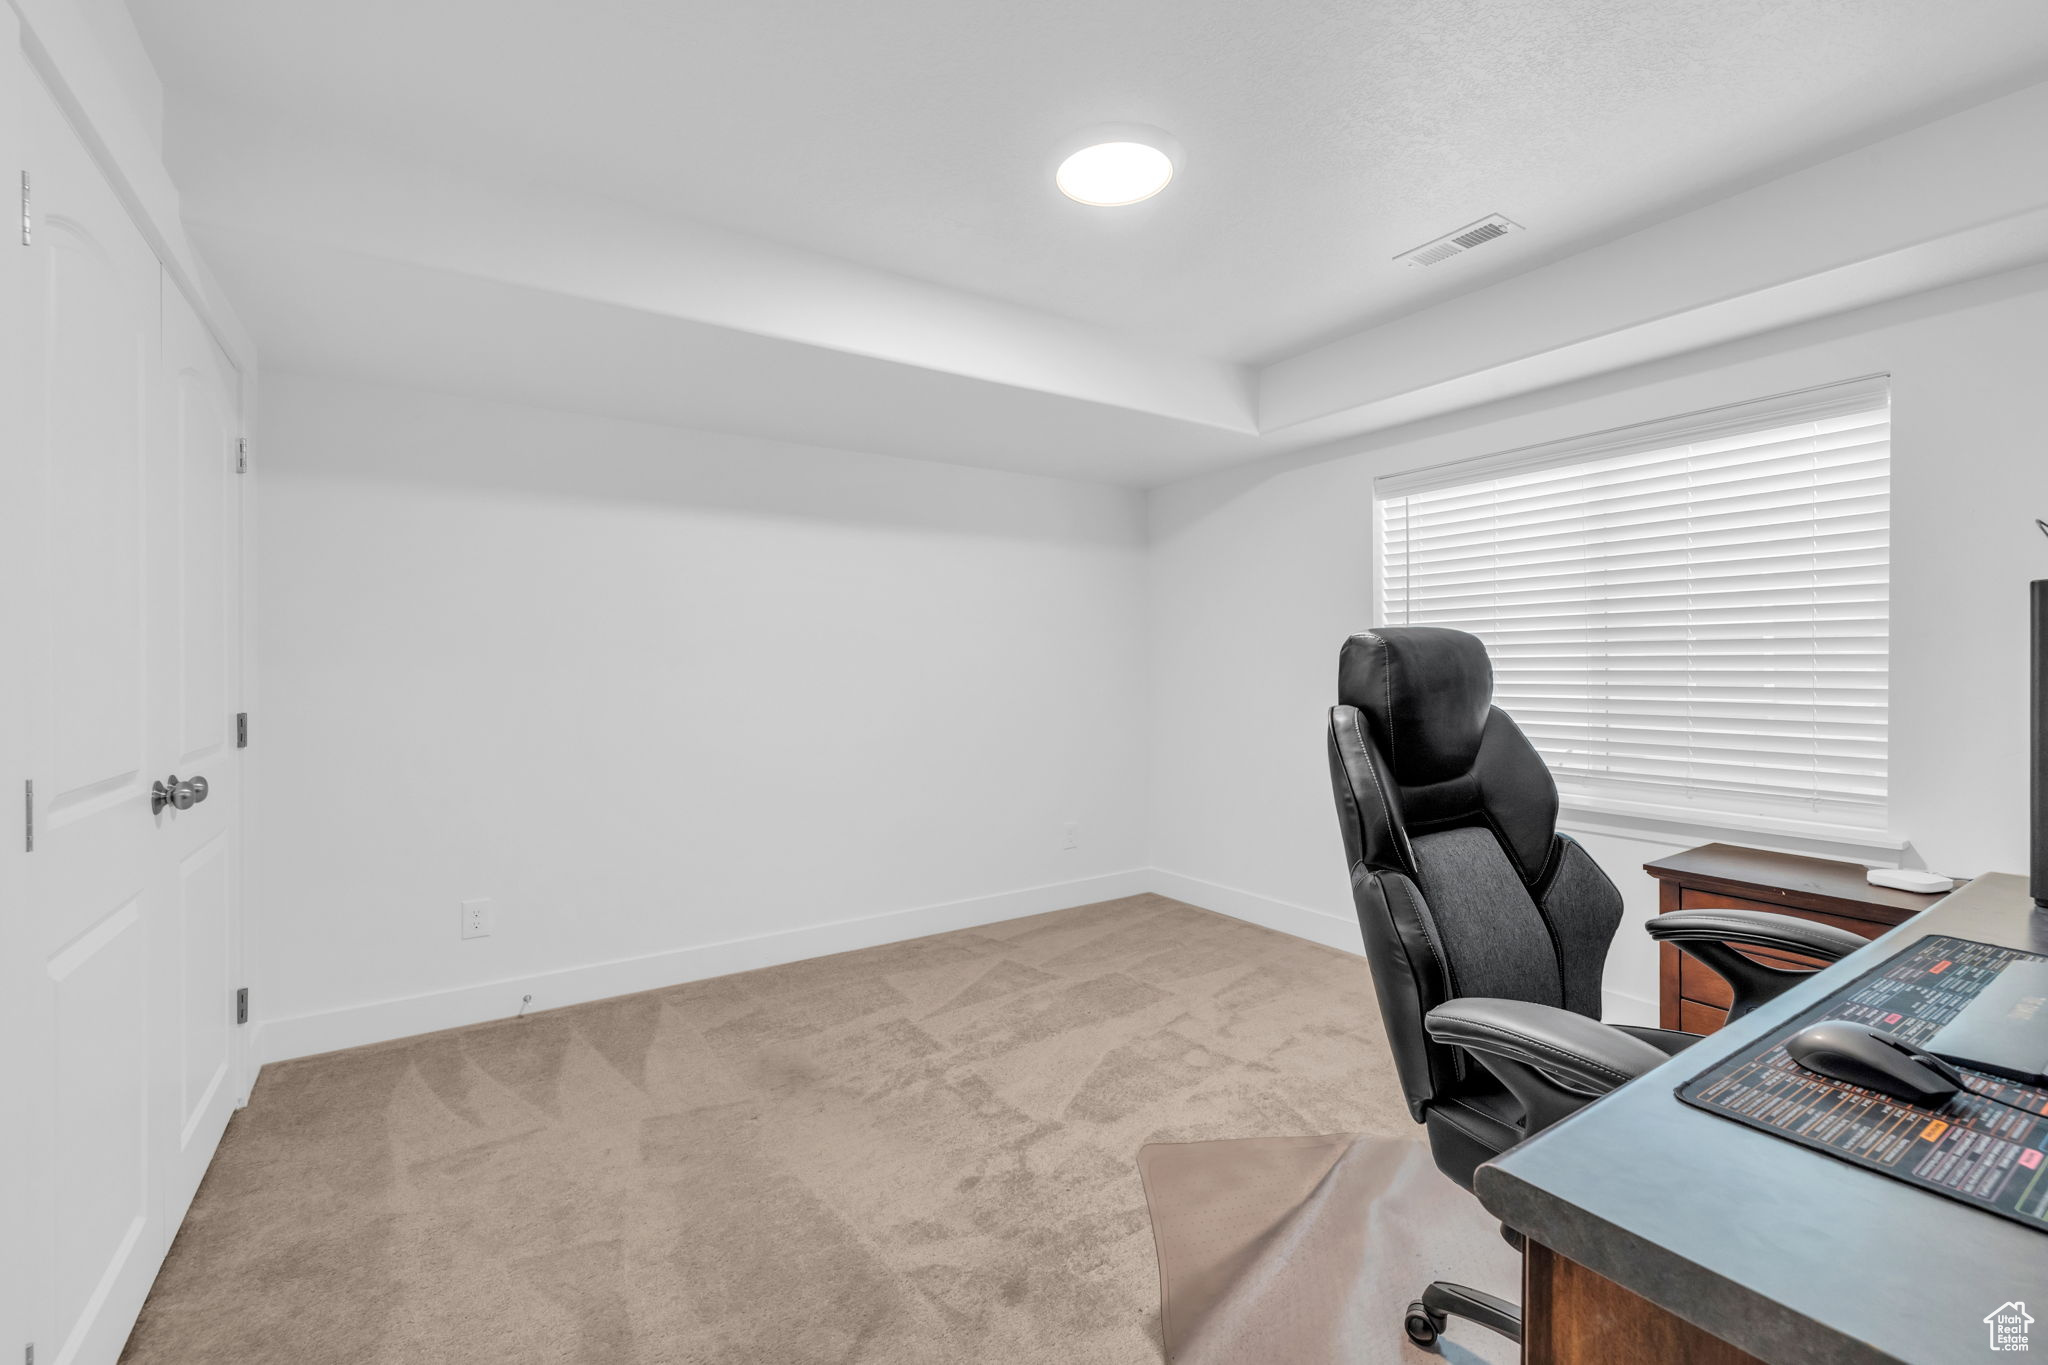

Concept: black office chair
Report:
left=1326, top=627, right=1866, bottom=1351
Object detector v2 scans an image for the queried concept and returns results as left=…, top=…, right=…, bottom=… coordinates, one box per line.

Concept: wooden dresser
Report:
left=1643, top=843, right=1949, bottom=1034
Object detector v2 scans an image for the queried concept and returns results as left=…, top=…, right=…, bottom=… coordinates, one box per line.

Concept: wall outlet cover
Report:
left=461, top=897, right=495, bottom=939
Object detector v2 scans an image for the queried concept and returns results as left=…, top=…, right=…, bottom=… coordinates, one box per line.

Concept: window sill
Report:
left=1556, top=792, right=1907, bottom=859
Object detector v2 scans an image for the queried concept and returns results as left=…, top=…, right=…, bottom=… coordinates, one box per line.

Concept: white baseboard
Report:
left=254, top=866, right=1662, bottom=1068
left=1601, top=988, right=1660, bottom=1028
left=259, top=868, right=1154, bottom=1063
left=1145, top=869, right=1363, bottom=955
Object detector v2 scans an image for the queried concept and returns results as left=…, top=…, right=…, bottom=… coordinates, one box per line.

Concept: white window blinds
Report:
left=1376, top=377, right=1891, bottom=838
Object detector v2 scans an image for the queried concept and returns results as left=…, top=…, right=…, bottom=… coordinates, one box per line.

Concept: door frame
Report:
left=1, top=10, right=34, bottom=1359
left=225, top=307, right=257, bottom=1107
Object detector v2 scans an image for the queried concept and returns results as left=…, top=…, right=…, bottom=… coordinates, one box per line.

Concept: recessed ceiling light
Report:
left=1055, top=138, right=1176, bottom=207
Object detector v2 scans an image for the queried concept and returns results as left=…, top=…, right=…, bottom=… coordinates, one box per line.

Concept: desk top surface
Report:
left=1475, top=872, right=2048, bottom=1365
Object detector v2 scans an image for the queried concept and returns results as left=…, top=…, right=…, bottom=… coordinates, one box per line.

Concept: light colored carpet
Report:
left=120, top=893, right=1510, bottom=1363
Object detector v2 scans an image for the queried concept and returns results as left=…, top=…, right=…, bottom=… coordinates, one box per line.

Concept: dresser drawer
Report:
left=1676, top=942, right=1824, bottom=1011
left=1677, top=998, right=1728, bottom=1035
left=1677, top=889, right=1890, bottom=939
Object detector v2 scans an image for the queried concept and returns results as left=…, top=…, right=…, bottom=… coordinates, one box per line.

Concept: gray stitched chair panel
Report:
left=1409, top=827, right=1566, bottom=1010
left=1539, top=836, right=1625, bottom=1016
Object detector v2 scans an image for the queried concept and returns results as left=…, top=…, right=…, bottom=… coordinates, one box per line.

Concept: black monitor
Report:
left=2035, top=578, right=2047, bottom=908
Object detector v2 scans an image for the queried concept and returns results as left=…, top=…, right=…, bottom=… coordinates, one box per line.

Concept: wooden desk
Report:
left=1644, top=844, right=1944, bottom=1034
left=1479, top=873, right=2048, bottom=1364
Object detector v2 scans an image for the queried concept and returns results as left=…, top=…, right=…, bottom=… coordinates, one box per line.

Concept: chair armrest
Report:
left=1645, top=909, right=1867, bottom=961
left=1645, top=908, right=1867, bottom=1025
left=1426, top=998, right=1671, bottom=1135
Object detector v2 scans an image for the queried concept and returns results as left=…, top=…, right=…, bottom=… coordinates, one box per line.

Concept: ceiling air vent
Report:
left=1397, top=214, right=1522, bottom=268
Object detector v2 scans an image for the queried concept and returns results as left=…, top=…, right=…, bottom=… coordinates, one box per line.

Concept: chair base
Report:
left=1405, top=1281, right=1523, bottom=1351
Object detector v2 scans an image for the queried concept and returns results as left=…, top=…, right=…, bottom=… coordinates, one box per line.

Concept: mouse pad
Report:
left=1677, top=933, right=2048, bottom=1233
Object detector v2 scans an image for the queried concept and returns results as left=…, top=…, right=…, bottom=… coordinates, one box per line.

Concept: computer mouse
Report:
left=1784, top=1022, right=1967, bottom=1107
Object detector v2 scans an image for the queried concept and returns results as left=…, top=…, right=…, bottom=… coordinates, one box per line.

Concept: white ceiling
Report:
left=125, top=0, right=2048, bottom=363
left=118, top=1, right=2048, bottom=483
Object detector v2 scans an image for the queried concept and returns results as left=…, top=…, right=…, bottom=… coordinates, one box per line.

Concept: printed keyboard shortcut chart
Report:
left=1679, top=935, right=2048, bottom=1231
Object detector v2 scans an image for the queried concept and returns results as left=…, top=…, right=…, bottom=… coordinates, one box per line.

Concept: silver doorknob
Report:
left=152, top=774, right=209, bottom=814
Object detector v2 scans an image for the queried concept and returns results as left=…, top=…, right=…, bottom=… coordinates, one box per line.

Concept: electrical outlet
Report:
left=1062, top=821, right=1081, bottom=851
left=461, top=898, right=494, bottom=939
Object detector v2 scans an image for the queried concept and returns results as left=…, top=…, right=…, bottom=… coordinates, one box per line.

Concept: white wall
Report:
left=248, top=264, right=2048, bottom=1052
left=1148, top=264, right=2048, bottom=1022
left=253, top=374, right=1150, bottom=1058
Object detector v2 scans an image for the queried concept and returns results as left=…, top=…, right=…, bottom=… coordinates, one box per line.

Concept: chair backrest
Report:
left=1326, top=626, right=1623, bottom=1119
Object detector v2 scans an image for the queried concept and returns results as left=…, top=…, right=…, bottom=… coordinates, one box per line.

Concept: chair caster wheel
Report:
left=1405, top=1300, right=1445, bottom=1349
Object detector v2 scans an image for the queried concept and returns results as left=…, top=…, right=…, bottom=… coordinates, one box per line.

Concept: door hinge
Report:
left=236, top=437, right=248, bottom=473
left=235, top=987, right=249, bottom=1025
left=236, top=712, right=249, bottom=749
left=23, top=779, right=31, bottom=852
left=20, top=171, right=29, bottom=246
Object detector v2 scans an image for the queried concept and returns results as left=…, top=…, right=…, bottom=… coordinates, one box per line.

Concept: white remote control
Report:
left=1866, top=868, right=1954, bottom=894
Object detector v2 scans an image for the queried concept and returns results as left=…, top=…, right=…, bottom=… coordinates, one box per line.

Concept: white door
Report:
left=0, top=10, right=36, bottom=1359
left=153, top=279, right=245, bottom=1229
left=15, top=70, right=247, bottom=1365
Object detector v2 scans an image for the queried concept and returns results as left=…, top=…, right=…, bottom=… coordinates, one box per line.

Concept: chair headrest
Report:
left=1337, top=627, right=1494, bottom=787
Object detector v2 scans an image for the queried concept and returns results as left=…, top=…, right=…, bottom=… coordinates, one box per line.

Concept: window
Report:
left=1376, top=376, right=1891, bottom=839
